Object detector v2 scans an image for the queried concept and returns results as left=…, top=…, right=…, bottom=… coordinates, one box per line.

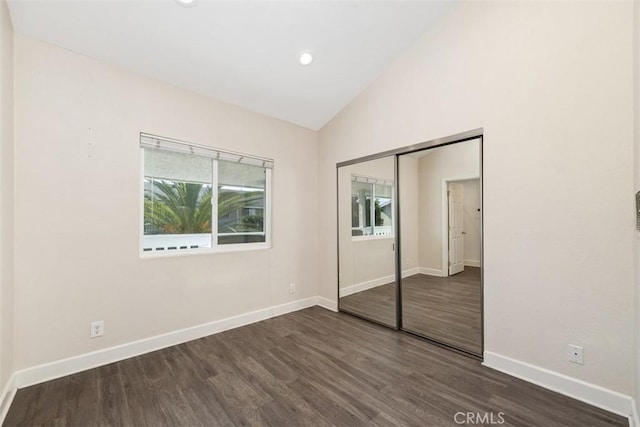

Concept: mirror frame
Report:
left=336, top=128, right=484, bottom=358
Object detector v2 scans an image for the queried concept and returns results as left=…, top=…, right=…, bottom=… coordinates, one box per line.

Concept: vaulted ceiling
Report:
left=7, top=0, right=454, bottom=130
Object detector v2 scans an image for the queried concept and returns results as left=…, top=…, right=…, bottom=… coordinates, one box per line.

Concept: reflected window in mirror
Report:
left=351, top=175, right=394, bottom=238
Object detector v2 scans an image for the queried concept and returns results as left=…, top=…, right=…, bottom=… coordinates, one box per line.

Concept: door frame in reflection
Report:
left=442, top=177, right=480, bottom=277
left=336, top=128, right=484, bottom=359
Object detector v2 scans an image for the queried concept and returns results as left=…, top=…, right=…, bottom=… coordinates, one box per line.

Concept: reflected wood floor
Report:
left=340, top=267, right=481, bottom=355
left=339, top=282, right=398, bottom=328
left=403, top=268, right=481, bottom=354
left=4, top=307, right=625, bottom=426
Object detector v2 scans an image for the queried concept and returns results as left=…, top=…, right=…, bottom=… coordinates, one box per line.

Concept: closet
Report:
left=337, top=130, right=483, bottom=358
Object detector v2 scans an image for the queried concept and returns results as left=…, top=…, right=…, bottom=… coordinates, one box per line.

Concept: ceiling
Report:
left=7, top=0, right=455, bottom=130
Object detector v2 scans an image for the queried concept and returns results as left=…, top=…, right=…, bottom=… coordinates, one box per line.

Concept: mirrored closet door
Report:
left=398, top=138, right=482, bottom=356
left=337, top=155, right=397, bottom=328
left=337, top=132, right=483, bottom=358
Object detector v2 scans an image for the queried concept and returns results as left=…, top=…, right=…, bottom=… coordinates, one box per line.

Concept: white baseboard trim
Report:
left=402, top=267, right=420, bottom=278
left=419, top=267, right=444, bottom=277
left=0, top=373, right=17, bottom=425
left=270, top=297, right=317, bottom=317
left=14, top=297, right=318, bottom=389
left=315, top=296, right=338, bottom=312
left=464, top=259, right=481, bottom=267
left=339, top=274, right=394, bottom=298
left=483, top=352, right=633, bottom=419
left=631, top=398, right=639, bottom=427
left=338, top=268, right=420, bottom=298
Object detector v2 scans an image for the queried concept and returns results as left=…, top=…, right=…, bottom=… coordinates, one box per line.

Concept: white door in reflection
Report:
left=448, top=182, right=465, bottom=275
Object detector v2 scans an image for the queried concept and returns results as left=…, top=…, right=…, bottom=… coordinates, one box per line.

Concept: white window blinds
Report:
left=140, top=133, right=274, bottom=169
left=351, top=174, right=394, bottom=187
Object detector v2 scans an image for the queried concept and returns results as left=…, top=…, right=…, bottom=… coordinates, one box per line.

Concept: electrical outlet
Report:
left=289, top=283, right=296, bottom=294
left=568, top=344, right=583, bottom=364
left=90, top=320, right=104, bottom=338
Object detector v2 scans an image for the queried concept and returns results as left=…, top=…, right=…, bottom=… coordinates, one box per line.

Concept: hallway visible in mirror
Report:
left=398, top=139, right=482, bottom=355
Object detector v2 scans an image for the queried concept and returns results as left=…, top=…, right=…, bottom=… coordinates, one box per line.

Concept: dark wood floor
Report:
left=340, top=267, right=481, bottom=354
left=4, top=307, right=626, bottom=426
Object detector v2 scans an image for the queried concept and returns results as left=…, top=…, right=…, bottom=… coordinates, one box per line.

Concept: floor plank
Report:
left=340, top=267, right=482, bottom=354
left=4, top=307, right=626, bottom=427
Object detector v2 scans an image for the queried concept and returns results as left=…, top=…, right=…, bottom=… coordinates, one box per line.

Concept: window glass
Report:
left=351, top=178, right=393, bottom=237
left=374, top=183, right=393, bottom=233
left=143, top=150, right=213, bottom=251
left=218, top=161, right=266, bottom=245
left=351, top=181, right=372, bottom=235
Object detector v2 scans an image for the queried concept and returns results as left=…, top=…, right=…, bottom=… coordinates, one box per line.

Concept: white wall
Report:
left=416, top=141, right=480, bottom=273
left=318, top=0, right=634, bottom=396
left=399, top=156, right=419, bottom=274
left=12, top=35, right=318, bottom=370
left=461, top=179, right=481, bottom=266
left=0, top=0, right=13, bottom=396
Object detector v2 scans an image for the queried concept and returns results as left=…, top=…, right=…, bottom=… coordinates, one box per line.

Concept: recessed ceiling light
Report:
left=299, top=52, right=313, bottom=66
left=176, top=0, right=198, bottom=7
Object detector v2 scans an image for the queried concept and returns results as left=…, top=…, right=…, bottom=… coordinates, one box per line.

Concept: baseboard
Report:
left=464, top=259, right=481, bottom=267
left=315, top=296, right=338, bottom=312
left=338, top=268, right=420, bottom=298
left=271, top=297, right=317, bottom=317
left=402, top=267, right=420, bottom=278
left=5, top=305, right=636, bottom=425
left=419, top=267, right=443, bottom=277
left=14, top=297, right=318, bottom=389
left=631, top=398, right=639, bottom=427
left=339, top=274, right=394, bottom=298
left=0, top=372, right=17, bottom=425
left=483, top=352, right=633, bottom=419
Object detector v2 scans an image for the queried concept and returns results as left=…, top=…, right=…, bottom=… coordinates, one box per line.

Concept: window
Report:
left=218, top=161, right=266, bottom=245
left=351, top=174, right=393, bottom=237
left=141, top=134, right=272, bottom=253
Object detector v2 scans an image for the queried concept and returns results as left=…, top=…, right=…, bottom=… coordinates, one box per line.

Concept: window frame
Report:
left=139, top=141, right=272, bottom=258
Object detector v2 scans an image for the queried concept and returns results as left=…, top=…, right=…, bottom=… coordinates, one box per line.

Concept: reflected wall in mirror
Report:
left=338, top=156, right=397, bottom=328
left=399, top=138, right=482, bottom=355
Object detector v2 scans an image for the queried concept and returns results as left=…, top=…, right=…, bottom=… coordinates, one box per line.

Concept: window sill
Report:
left=140, top=243, right=271, bottom=259
left=352, top=235, right=394, bottom=242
